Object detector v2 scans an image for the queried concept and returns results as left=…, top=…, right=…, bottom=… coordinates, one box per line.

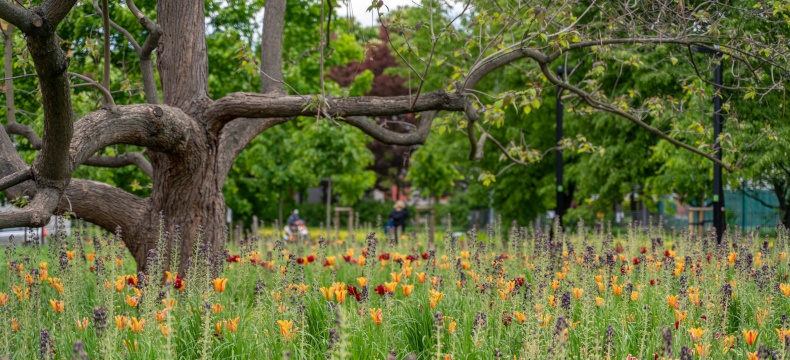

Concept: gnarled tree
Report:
left=0, top=0, right=787, bottom=270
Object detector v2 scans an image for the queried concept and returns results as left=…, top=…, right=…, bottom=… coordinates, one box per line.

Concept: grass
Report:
left=0, top=219, right=788, bottom=359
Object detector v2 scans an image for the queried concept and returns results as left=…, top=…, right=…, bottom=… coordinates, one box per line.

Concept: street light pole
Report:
left=556, top=66, right=566, bottom=229
left=712, top=52, right=724, bottom=242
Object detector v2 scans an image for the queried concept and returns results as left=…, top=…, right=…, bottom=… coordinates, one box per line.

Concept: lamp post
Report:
left=555, top=66, right=567, bottom=228
left=692, top=45, right=725, bottom=242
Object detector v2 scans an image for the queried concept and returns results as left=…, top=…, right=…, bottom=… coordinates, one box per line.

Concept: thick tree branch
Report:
left=0, top=187, right=59, bottom=228
left=5, top=123, right=43, bottom=149
left=127, top=0, right=161, bottom=104
left=216, top=117, right=291, bottom=181
left=342, top=111, right=437, bottom=146
left=58, top=179, right=149, bottom=232
left=260, top=0, right=286, bottom=94
left=83, top=152, right=153, bottom=177
left=0, top=1, right=39, bottom=33
left=41, top=0, right=79, bottom=25
left=204, top=91, right=465, bottom=134
left=0, top=168, right=32, bottom=191
left=70, top=104, right=196, bottom=168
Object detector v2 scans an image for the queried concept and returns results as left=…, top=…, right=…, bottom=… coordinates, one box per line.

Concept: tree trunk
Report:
left=325, top=177, right=332, bottom=238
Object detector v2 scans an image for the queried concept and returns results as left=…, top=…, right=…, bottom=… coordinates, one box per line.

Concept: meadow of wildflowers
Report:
left=1, top=217, right=790, bottom=359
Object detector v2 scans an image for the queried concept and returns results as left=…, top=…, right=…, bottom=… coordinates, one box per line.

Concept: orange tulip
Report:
left=391, top=272, right=402, bottom=283
left=212, top=278, right=228, bottom=293
left=225, top=317, right=240, bottom=333
left=129, top=317, right=145, bottom=333
left=571, top=288, right=583, bottom=299
left=549, top=295, right=556, bottom=308
left=781, top=284, right=790, bottom=297
left=612, top=284, right=623, bottom=297
left=688, top=328, right=706, bottom=342
left=694, top=343, right=710, bottom=357
left=76, top=317, right=89, bottom=331
left=513, top=311, right=527, bottom=324
left=742, top=330, right=758, bottom=346
left=158, top=324, right=170, bottom=336
left=675, top=310, right=688, bottom=322
left=86, top=253, right=95, bottom=262
left=630, top=291, right=640, bottom=301
left=156, top=310, right=167, bottom=322
left=417, top=272, right=426, bottom=283
left=11, top=318, right=20, bottom=332
left=401, top=284, right=414, bottom=296
left=0, top=293, right=7, bottom=307
left=334, top=288, right=347, bottom=303
left=115, top=315, right=128, bottom=329
left=595, top=297, right=605, bottom=307
left=667, top=295, right=679, bottom=308
left=357, top=277, right=368, bottom=287
left=538, top=314, right=552, bottom=327
left=277, top=320, right=296, bottom=340
left=447, top=321, right=457, bottom=334
left=747, top=351, right=759, bottom=360
left=162, top=298, right=176, bottom=310
left=211, top=303, right=225, bottom=314
left=125, top=294, right=139, bottom=307
left=66, top=251, right=75, bottom=260
left=728, top=252, right=737, bottom=265
left=49, top=299, right=64, bottom=313
left=384, top=281, right=398, bottom=294
left=369, top=308, right=383, bottom=325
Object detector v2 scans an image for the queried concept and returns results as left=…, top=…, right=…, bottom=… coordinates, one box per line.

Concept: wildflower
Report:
left=728, top=252, right=737, bottom=266
left=66, top=251, right=75, bottom=260
left=667, top=295, right=679, bottom=308
left=320, top=287, right=334, bottom=301
left=49, top=299, right=65, bottom=313
left=571, top=288, right=583, bottom=299
left=776, top=328, right=790, bottom=342
left=128, top=317, right=145, bottom=333
left=277, top=320, right=297, bottom=340
left=158, top=324, right=170, bottom=336
left=675, top=310, right=688, bottom=322
left=549, top=295, right=556, bottom=308
left=334, top=288, right=347, bottom=303
left=391, top=272, right=402, bottom=283
left=688, top=328, right=705, bottom=342
left=174, top=274, right=186, bottom=291
left=324, top=256, right=336, bottom=266
left=742, top=329, right=758, bottom=346
left=595, top=297, right=605, bottom=307
left=156, top=310, right=167, bottom=322
left=630, top=291, right=640, bottom=301
left=551, top=280, right=560, bottom=291
left=721, top=335, right=736, bottom=353
left=125, top=294, right=139, bottom=307
left=165, top=271, right=174, bottom=283
left=538, top=314, right=552, bottom=327
left=447, top=321, right=457, bottom=334
left=384, top=281, right=398, bottom=294
left=212, top=278, right=228, bottom=293
left=694, top=343, right=710, bottom=357
left=596, top=281, right=605, bottom=292
left=76, top=317, right=89, bottom=331
left=513, top=311, right=526, bottom=324
left=357, top=277, right=368, bottom=287
left=25, top=273, right=34, bottom=286
left=402, top=284, right=414, bottom=296
left=429, top=290, right=444, bottom=309
left=688, top=292, right=701, bottom=306
left=0, top=293, right=7, bottom=307
left=225, top=317, right=240, bottom=333
left=781, top=284, right=790, bottom=297
left=612, top=284, right=623, bottom=297
left=211, top=304, right=225, bottom=314
left=11, top=318, right=19, bottom=332
left=407, top=270, right=424, bottom=284
left=115, top=315, right=128, bottom=329
left=114, top=278, right=125, bottom=292
left=162, top=298, right=176, bottom=309
left=215, top=321, right=223, bottom=334
left=370, top=308, right=383, bottom=325
left=12, top=285, right=29, bottom=301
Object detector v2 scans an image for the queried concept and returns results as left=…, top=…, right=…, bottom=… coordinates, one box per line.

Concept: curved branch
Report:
left=0, top=1, right=40, bottom=33
left=342, top=111, right=437, bottom=146
left=537, top=61, right=733, bottom=172
left=216, top=117, right=291, bottom=180
left=70, top=104, right=196, bottom=168
left=204, top=91, right=465, bottom=134
left=0, top=187, right=60, bottom=228
left=41, top=0, right=79, bottom=26
left=68, top=72, right=116, bottom=110
left=58, top=179, right=148, bottom=232
left=0, top=168, right=32, bottom=191
left=82, top=152, right=153, bottom=177
left=5, top=123, right=43, bottom=149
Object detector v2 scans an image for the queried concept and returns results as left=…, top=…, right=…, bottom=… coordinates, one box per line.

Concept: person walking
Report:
left=388, top=201, right=409, bottom=244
